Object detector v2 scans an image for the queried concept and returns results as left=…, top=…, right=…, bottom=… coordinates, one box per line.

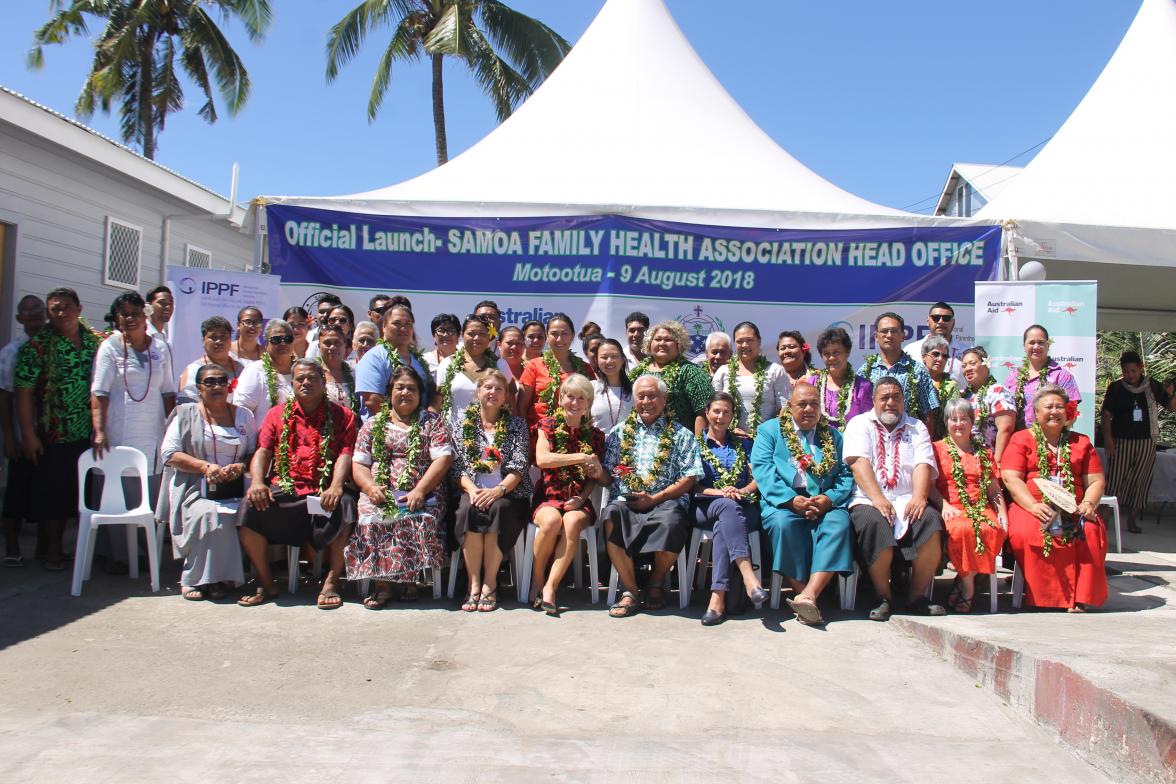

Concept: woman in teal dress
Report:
left=751, top=381, right=855, bottom=625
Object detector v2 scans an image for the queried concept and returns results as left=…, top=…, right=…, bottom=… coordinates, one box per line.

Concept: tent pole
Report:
left=1003, top=219, right=1020, bottom=280
left=252, top=201, right=267, bottom=274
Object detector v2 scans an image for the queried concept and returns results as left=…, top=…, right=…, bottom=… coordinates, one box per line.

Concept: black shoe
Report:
left=700, top=609, right=725, bottom=626
left=748, top=586, right=768, bottom=605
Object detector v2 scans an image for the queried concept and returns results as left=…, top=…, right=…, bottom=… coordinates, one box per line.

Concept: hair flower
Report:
left=801, top=342, right=811, bottom=352
left=1064, top=401, right=1079, bottom=420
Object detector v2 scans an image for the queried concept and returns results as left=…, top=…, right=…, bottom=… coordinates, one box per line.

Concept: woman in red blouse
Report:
left=530, top=374, right=605, bottom=615
left=1000, top=384, right=1107, bottom=611
left=517, top=314, right=595, bottom=431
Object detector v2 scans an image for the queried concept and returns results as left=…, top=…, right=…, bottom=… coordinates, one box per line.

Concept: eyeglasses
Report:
left=240, top=319, right=262, bottom=328
left=877, top=327, right=902, bottom=335
left=198, top=377, right=229, bottom=387
left=929, top=314, right=954, bottom=323
left=327, top=316, right=350, bottom=325
left=267, top=334, right=295, bottom=345
left=434, top=327, right=457, bottom=336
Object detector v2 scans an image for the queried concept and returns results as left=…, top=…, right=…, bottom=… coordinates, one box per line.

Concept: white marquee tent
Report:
left=262, top=0, right=974, bottom=233
left=977, top=0, right=1176, bottom=330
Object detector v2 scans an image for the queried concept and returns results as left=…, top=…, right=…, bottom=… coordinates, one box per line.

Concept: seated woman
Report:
left=531, top=374, right=606, bottom=615
left=178, top=316, right=245, bottom=404
left=346, top=366, right=454, bottom=608
left=453, top=370, right=531, bottom=612
left=694, top=392, right=767, bottom=626
left=1000, top=384, right=1107, bottom=612
left=931, top=398, right=1008, bottom=613
left=157, top=364, right=256, bottom=600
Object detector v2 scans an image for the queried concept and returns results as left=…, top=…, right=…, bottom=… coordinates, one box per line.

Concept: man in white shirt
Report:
left=904, top=301, right=965, bottom=386
left=1, top=295, right=45, bottom=566
left=623, top=311, right=649, bottom=367
left=842, top=376, right=945, bottom=620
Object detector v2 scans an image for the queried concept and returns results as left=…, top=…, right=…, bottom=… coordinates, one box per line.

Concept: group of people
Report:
left=3, top=289, right=1170, bottom=625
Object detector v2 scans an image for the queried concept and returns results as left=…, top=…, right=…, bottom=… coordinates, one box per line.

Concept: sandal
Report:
left=641, top=586, right=666, bottom=611
left=477, top=591, right=498, bottom=612
left=238, top=585, right=278, bottom=607
left=609, top=590, right=640, bottom=618
left=182, top=586, right=206, bottom=601
left=786, top=595, right=825, bottom=625
left=461, top=593, right=480, bottom=612
left=2, top=555, right=24, bottom=568
left=316, top=589, right=343, bottom=610
left=947, top=581, right=973, bottom=614
left=363, top=590, right=392, bottom=610
left=868, top=599, right=892, bottom=622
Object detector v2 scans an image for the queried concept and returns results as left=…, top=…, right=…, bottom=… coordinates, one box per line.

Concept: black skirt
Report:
left=33, top=440, right=90, bottom=520
left=453, top=493, right=528, bottom=551
left=604, top=498, right=690, bottom=556
left=243, top=490, right=356, bottom=549
left=850, top=503, right=943, bottom=567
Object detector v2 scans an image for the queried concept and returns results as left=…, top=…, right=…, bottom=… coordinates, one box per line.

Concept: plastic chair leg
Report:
left=512, top=535, right=527, bottom=604
left=769, top=572, right=783, bottom=610
left=1011, top=563, right=1025, bottom=609
left=141, top=520, right=160, bottom=593
left=583, top=527, right=600, bottom=604
left=677, top=550, right=689, bottom=609
left=749, top=536, right=764, bottom=608
left=695, top=540, right=711, bottom=590
left=840, top=564, right=859, bottom=611
left=70, top=523, right=93, bottom=597
left=447, top=550, right=461, bottom=599
left=431, top=567, right=442, bottom=600
left=520, top=524, right=536, bottom=604
left=1101, top=496, right=1122, bottom=554
left=126, top=525, right=140, bottom=580
left=681, top=528, right=703, bottom=607
left=83, top=524, right=100, bottom=582
left=989, top=572, right=999, bottom=614
left=287, top=546, right=300, bottom=594
left=607, top=566, right=619, bottom=606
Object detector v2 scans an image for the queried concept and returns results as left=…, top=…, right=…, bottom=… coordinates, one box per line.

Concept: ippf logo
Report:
left=177, top=277, right=197, bottom=295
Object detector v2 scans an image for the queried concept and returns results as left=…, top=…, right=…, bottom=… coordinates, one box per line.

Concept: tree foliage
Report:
left=1095, top=330, right=1176, bottom=444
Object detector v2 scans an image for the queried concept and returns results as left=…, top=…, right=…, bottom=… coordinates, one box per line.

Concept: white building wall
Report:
left=0, top=118, right=252, bottom=342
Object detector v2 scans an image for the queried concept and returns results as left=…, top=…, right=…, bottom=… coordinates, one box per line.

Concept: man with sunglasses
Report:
left=367, top=294, right=393, bottom=328
left=904, top=302, right=965, bottom=386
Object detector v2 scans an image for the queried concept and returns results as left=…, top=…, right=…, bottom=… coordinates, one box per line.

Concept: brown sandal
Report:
left=237, top=586, right=278, bottom=607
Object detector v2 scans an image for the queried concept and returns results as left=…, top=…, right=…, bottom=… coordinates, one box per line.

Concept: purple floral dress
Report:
left=344, top=410, right=453, bottom=582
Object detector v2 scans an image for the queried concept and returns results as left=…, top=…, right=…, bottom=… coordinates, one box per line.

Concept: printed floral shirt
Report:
left=861, top=352, right=940, bottom=420
left=13, top=327, right=102, bottom=444
left=603, top=415, right=702, bottom=507
left=257, top=400, right=358, bottom=495
left=962, top=382, right=1015, bottom=449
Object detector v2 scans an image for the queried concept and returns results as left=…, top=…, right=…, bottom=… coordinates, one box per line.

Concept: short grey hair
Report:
left=290, top=358, right=325, bottom=380
left=705, top=331, right=731, bottom=350
left=265, top=318, right=293, bottom=336
left=1033, top=382, right=1069, bottom=410
left=942, top=397, right=974, bottom=423
left=633, top=374, right=668, bottom=398
left=921, top=335, right=950, bottom=356
left=353, top=320, right=378, bottom=336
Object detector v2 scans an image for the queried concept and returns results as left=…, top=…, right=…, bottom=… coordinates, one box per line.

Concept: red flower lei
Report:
left=873, top=420, right=906, bottom=490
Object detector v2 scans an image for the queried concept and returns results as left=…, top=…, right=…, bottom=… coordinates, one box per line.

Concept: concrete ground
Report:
left=0, top=537, right=1115, bottom=783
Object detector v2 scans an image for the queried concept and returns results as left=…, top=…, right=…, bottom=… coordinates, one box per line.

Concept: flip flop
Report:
left=182, top=586, right=206, bottom=601
left=868, top=599, right=892, bottom=622
left=461, top=593, right=480, bottom=612
left=2, top=555, right=24, bottom=568
left=609, top=591, right=640, bottom=618
left=786, top=595, right=825, bottom=625
left=238, top=587, right=277, bottom=607
left=316, top=589, right=343, bottom=610
left=363, top=590, right=392, bottom=610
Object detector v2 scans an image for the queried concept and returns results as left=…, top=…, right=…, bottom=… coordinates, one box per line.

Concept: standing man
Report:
left=860, top=312, right=940, bottom=433
left=623, top=311, right=650, bottom=367
left=145, top=286, right=174, bottom=344
left=696, top=331, right=731, bottom=377
left=14, top=288, right=103, bottom=571
left=367, top=293, right=393, bottom=329
left=904, top=302, right=964, bottom=386
left=1, top=295, right=46, bottom=566
left=307, top=293, right=343, bottom=346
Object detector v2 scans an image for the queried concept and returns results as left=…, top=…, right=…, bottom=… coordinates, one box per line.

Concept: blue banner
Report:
left=266, top=207, right=1001, bottom=305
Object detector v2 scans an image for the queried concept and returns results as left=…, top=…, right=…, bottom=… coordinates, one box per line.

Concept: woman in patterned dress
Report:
left=317, top=325, right=359, bottom=416
left=629, top=320, right=712, bottom=433
left=346, top=366, right=454, bottom=608
left=959, top=346, right=1016, bottom=463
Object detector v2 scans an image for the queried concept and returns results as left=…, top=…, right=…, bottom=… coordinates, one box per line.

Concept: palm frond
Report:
left=184, top=7, right=250, bottom=114
left=326, top=0, right=419, bottom=82
left=475, top=0, right=570, bottom=89
left=367, top=16, right=420, bottom=121
left=462, top=24, right=528, bottom=122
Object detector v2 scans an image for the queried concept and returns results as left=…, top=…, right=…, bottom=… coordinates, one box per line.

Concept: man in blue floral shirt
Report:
left=859, top=312, right=939, bottom=433
left=602, top=375, right=702, bottom=617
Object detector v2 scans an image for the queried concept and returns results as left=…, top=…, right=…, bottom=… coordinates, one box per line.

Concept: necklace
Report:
left=198, top=403, right=239, bottom=465
left=121, top=333, right=154, bottom=403
left=552, top=406, right=596, bottom=481
left=935, top=375, right=959, bottom=406
left=697, top=430, right=753, bottom=495
left=438, top=346, right=467, bottom=418
left=1031, top=423, right=1076, bottom=557
left=943, top=436, right=997, bottom=554
left=601, top=381, right=624, bottom=427
left=273, top=400, right=335, bottom=495
left=1014, top=357, right=1050, bottom=427
left=726, top=356, right=770, bottom=431
left=462, top=403, right=509, bottom=474
left=873, top=419, right=906, bottom=490
left=260, top=352, right=288, bottom=407
left=370, top=407, right=422, bottom=518
left=779, top=408, right=838, bottom=477
left=616, top=410, right=674, bottom=493
left=379, top=339, right=428, bottom=375
left=540, top=349, right=587, bottom=411
left=965, top=376, right=996, bottom=437
left=818, top=364, right=855, bottom=426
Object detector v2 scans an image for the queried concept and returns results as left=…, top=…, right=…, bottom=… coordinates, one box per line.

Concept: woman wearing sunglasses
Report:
left=234, top=319, right=296, bottom=426
left=921, top=335, right=959, bottom=440
left=157, top=364, right=257, bottom=600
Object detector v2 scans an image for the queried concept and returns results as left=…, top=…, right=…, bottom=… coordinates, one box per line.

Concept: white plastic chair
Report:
left=285, top=547, right=323, bottom=594
left=519, top=522, right=602, bottom=605
left=71, top=446, right=160, bottom=596
left=682, top=526, right=764, bottom=608
left=447, top=534, right=529, bottom=603
left=1100, top=495, right=1122, bottom=554
left=769, top=566, right=857, bottom=612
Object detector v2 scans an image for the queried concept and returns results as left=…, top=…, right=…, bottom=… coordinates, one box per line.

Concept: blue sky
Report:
left=1, top=1, right=1138, bottom=212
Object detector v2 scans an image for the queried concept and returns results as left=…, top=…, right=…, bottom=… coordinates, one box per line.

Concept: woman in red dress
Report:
left=1000, top=384, right=1107, bottom=611
left=931, top=399, right=1008, bottom=613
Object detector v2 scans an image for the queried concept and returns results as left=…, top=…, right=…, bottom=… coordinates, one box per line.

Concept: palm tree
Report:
left=1096, top=330, right=1176, bottom=444
left=29, top=0, right=272, bottom=160
left=325, top=0, right=571, bottom=166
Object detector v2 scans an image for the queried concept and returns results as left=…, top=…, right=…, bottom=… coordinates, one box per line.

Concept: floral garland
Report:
left=943, top=436, right=998, bottom=554
left=725, top=355, right=770, bottom=431
left=628, top=357, right=684, bottom=421
left=462, top=402, right=509, bottom=474
left=261, top=352, right=283, bottom=407
left=37, top=319, right=104, bottom=433
left=778, top=408, right=838, bottom=477
left=873, top=420, right=906, bottom=489
left=861, top=354, right=921, bottom=418
left=697, top=430, right=759, bottom=502
left=273, top=400, right=335, bottom=495
left=378, top=339, right=429, bottom=375
left=369, top=407, right=421, bottom=518
left=1012, top=355, right=1048, bottom=426
left=540, top=349, right=588, bottom=410
left=615, top=409, right=674, bottom=493
left=552, top=405, right=596, bottom=481
left=965, top=375, right=996, bottom=436
left=438, top=346, right=467, bottom=417
left=935, top=376, right=959, bottom=406
left=817, top=364, right=855, bottom=425
left=1031, top=423, right=1077, bottom=557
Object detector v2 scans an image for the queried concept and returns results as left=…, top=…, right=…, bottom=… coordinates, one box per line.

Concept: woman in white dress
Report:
left=230, top=306, right=264, bottom=364
left=157, top=364, right=257, bottom=599
left=178, top=316, right=245, bottom=404
left=234, top=319, right=295, bottom=426
left=589, top=338, right=633, bottom=433
left=432, top=315, right=503, bottom=432
left=711, top=321, right=791, bottom=438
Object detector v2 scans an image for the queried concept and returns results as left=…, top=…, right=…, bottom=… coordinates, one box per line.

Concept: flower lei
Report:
left=616, top=409, right=674, bottom=493
left=261, top=352, right=283, bottom=407
left=551, top=406, right=596, bottom=481
left=861, top=354, right=921, bottom=418
left=873, top=419, right=906, bottom=490
left=778, top=408, right=838, bottom=477
left=965, top=376, right=996, bottom=436
left=438, top=346, right=467, bottom=417
left=935, top=376, right=959, bottom=406
left=943, top=436, right=998, bottom=554
left=1013, top=356, right=1047, bottom=427
left=1031, top=423, right=1077, bottom=557
left=628, top=357, right=685, bottom=422
left=540, top=349, right=588, bottom=411
left=462, top=403, right=509, bottom=474
left=37, top=319, right=104, bottom=432
left=697, top=431, right=759, bottom=502
left=817, top=365, right=855, bottom=426
left=725, top=355, right=770, bottom=431
left=273, top=400, right=335, bottom=495
left=369, top=407, right=422, bottom=518
left=378, top=339, right=428, bottom=375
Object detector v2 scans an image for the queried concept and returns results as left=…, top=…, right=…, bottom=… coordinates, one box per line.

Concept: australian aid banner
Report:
left=974, top=281, right=1098, bottom=436
left=167, top=265, right=281, bottom=374
left=266, top=206, right=1001, bottom=365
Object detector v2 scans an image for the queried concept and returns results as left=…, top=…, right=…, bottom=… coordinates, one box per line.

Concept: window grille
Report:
left=104, top=217, right=142, bottom=289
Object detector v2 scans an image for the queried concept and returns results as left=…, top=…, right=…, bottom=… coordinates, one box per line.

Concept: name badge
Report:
left=1133, top=406, right=1144, bottom=422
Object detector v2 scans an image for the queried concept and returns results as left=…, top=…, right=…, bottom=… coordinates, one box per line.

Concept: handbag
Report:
left=202, top=474, right=245, bottom=501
